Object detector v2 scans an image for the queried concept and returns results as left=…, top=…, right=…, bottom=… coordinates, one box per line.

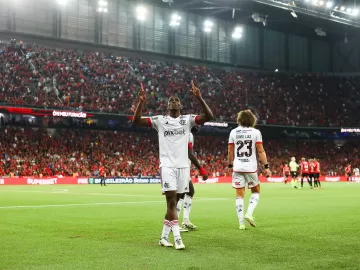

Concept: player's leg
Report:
left=182, top=180, right=196, bottom=230
left=159, top=167, right=179, bottom=248
left=233, top=172, right=246, bottom=230
left=176, top=193, right=185, bottom=218
left=172, top=168, right=190, bottom=249
left=316, top=175, right=321, bottom=188
left=307, top=175, right=313, bottom=188
left=244, top=173, right=260, bottom=228
left=300, top=175, right=304, bottom=188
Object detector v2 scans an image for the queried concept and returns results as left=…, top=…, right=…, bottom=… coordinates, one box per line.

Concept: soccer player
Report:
left=345, top=164, right=352, bottom=182
left=132, top=81, right=214, bottom=250
left=283, top=163, right=290, bottom=184
left=228, top=110, right=271, bottom=230
left=300, top=157, right=311, bottom=189
left=308, top=158, right=316, bottom=188
left=99, top=163, right=106, bottom=186
left=177, top=127, right=208, bottom=231
left=353, top=166, right=360, bottom=183
left=314, top=158, right=321, bottom=188
left=289, top=157, right=299, bottom=189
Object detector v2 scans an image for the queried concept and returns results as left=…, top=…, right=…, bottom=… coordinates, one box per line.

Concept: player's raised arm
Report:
left=188, top=144, right=208, bottom=180
left=190, top=81, right=214, bottom=124
left=133, top=83, right=151, bottom=127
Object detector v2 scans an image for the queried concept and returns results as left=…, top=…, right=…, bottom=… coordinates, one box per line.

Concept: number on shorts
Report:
left=236, top=140, right=252, bottom=158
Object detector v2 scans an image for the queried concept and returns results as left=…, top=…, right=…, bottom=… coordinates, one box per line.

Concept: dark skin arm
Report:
left=190, top=81, right=214, bottom=125
left=133, top=83, right=150, bottom=127
left=188, top=146, right=208, bottom=180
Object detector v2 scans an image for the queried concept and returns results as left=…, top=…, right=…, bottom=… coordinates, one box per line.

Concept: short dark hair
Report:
left=237, top=110, right=257, bottom=127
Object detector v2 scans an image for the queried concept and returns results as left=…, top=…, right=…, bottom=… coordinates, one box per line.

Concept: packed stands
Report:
left=0, top=127, right=358, bottom=177
left=1, top=44, right=360, bottom=126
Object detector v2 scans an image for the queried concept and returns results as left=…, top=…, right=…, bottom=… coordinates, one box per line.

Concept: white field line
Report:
left=0, top=197, right=228, bottom=209
left=0, top=200, right=164, bottom=209
left=0, top=189, right=230, bottom=200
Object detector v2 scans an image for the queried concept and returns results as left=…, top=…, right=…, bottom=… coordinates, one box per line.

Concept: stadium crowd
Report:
left=0, top=127, right=358, bottom=178
left=1, top=44, right=360, bottom=126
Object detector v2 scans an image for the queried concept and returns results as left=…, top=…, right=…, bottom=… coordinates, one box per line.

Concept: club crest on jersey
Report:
left=179, top=119, right=186, bottom=125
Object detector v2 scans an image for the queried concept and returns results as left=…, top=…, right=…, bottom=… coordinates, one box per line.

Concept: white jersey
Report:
left=188, top=133, right=194, bottom=167
left=353, top=168, right=359, bottom=176
left=228, top=126, right=263, bottom=173
left=149, top=114, right=198, bottom=168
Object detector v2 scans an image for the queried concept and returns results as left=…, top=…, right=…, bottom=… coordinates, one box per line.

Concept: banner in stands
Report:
left=0, top=177, right=88, bottom=185
left=88, top=177, right=161, bottom=184
left=0, top=176, right=349, bottom=185
left=196, top=176, right=348, bottom=184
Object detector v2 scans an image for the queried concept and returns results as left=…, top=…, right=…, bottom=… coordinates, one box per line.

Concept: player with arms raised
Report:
left=133, top=81, right=214, bottom=250
left=228, top=110, right=271, bottom=230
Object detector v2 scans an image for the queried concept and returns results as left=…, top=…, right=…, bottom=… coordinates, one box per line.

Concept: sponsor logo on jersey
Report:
left=164, top=128, right=186, bottom=137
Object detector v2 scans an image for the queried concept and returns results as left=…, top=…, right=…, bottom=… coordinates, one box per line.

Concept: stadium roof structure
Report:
left=151, top=0, right=360, bottom=40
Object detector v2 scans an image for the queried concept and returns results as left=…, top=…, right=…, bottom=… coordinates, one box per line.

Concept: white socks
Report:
left=236, top=197, right=245, bottom=225
left=161, top=219, right=172, bottom=239
left=183, top=195, right=193, bottom=222
left=176, top=199, right=184, bottom=218
left=246, top=193, right=260, bottom=216
left=170, top=220, right=182, bottom=242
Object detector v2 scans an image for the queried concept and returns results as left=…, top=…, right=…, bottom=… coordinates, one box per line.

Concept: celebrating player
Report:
left=228, top=110, right=271, bottom=230
left=177, top=127, right=208, bottom=231
left=289, top=157, right=299, bottom=189
left=300, top=157, right=312, bottom=189
left=132, top=81, right=214, bottom=250
left=283, top=163, right=290, bottom=184
left=314, top=158, right=321, bottom=188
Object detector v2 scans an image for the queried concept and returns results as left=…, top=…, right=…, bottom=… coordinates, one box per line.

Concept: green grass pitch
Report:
left=1, top=183, right=360, bottom=270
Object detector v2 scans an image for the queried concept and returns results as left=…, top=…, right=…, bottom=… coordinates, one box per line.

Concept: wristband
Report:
left=264, top=164, right=270, bottom=169
left=200, top=167, right=207, bottom=176
left=228, top=164, right=233, bottom=169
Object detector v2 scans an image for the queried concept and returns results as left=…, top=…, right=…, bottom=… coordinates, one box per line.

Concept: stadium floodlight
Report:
left=57, top=0, right=68, bottom=5
left=340, top=6, right=345, bottom=11
left=304, top=0, right=310, bottom=3
left=352, top=9, right=359, bottom=16
left=325, top=1, right=333, bottom=8
left=312, top=0, right=318, bottom=5
left=275, top=69, right=279, bottom=72
left=97, top=0, right=108, bottom=12
left=98, top=0, right=108, bottom=6
left=319, top=0, right=324, bottom=6
left=136, top=5, right=147, bottom=21
left=203, top=20, right=213, bottom=33
left=170, top=13, right=181, bottom=27
left=347, top=8, right=352, bottom=13
left=232, top=26, right=243, bottom=39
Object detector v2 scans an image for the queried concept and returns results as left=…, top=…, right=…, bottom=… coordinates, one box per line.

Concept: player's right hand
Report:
left=139, top=83, right=146, bottom=102
left=264, top=168, right=272, bottom=177
left=202, top=174, right=208, bottom=180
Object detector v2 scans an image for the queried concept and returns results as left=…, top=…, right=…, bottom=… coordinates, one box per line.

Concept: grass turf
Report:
left=0, top=183, right=360, bottom=270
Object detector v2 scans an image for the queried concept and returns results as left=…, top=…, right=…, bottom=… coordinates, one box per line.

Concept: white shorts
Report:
left=232, top=172, right=259, bottom=189
left=161, top=167, right=190, bottom=193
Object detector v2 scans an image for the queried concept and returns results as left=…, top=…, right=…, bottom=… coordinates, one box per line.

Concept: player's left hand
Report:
left=264, top=168, right=272, bottom=178
left=190, top=80, right=202, bottom=98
